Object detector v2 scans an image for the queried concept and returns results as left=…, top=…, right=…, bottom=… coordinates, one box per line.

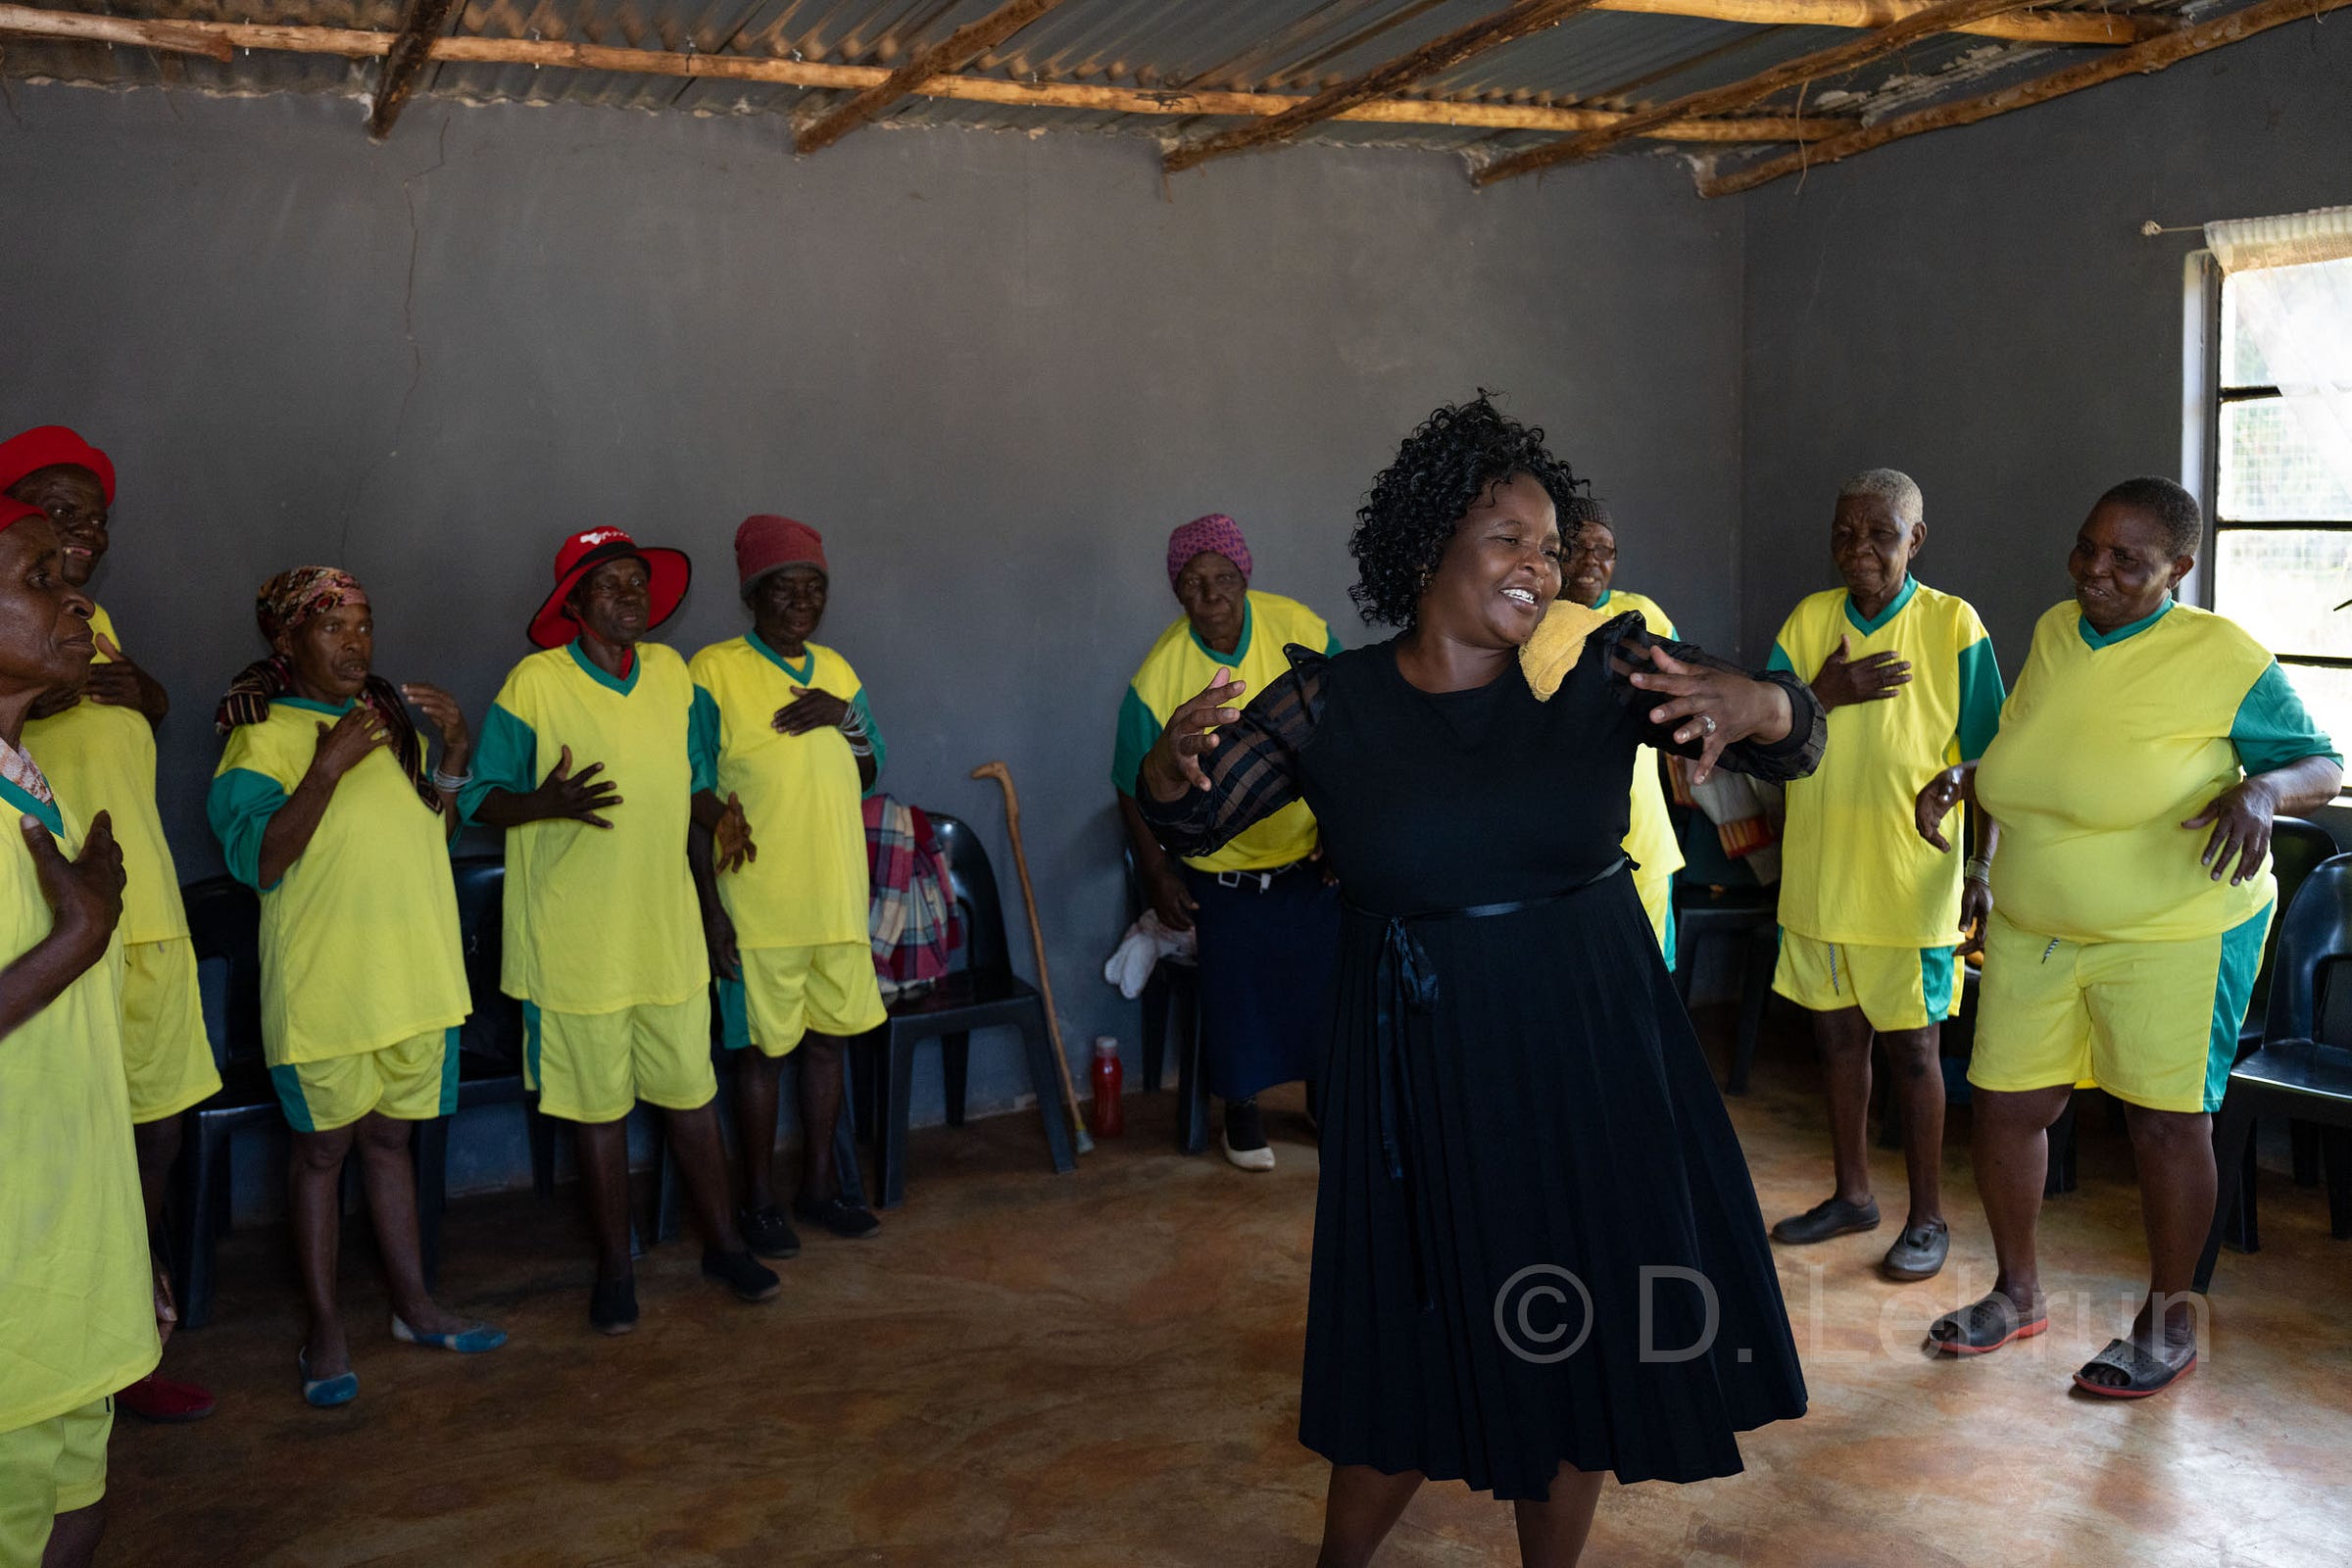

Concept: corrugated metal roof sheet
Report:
left=2, top=0, right=2190, bottom=165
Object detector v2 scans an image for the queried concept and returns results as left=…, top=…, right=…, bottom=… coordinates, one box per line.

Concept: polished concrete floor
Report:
left=108, top=1005, right=2352, bottom=1567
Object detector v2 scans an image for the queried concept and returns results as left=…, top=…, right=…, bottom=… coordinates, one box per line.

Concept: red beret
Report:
left=0, top=499, right=45, bottom=533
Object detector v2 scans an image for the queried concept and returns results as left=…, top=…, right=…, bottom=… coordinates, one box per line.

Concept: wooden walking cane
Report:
left=970, top=761, right=1095, bottom=1155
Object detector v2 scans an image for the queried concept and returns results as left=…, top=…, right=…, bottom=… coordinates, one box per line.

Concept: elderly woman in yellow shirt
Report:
left=1917, top=477, right=2339, bottom=1397
left=4, top=425, right=220, bottom=1425
left=1113, top=514, right=1345, bottom=1169
left=1558, top=496, right=1685, bottom=965
left=209, top=568, right=505, bottom=1405
left=0, top=496, right=157, bottom=1568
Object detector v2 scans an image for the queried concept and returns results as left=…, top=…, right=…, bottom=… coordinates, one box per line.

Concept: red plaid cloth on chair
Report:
left=864, top=794, right=962, bottom=991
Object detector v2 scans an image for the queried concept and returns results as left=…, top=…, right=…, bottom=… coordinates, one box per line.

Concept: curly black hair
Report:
left=1348, top=392, right=1585, bottom=628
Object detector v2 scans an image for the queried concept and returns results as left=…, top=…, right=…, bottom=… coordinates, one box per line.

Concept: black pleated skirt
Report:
left=1298, top=869, right=1806, bottom=1500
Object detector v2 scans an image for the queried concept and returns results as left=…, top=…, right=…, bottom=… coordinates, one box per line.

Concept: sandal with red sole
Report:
left=1928, top=1293, right=2049, bottom=1356
left=2072, top=1337, right=2196, bottom=1398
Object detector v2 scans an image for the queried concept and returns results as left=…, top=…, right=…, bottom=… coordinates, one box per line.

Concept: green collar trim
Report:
left=747, top=629, right=816, bottom=685
left=1188, top=598, right=1252, bottom=664
left=272, top=696, right=357, bottom=717
left=2078, top=597, right=2175, bottom=650
left=568, top=639, right=640, bottom=695
left=0, top=775, right=61, bottom=837
left=1844, top=574, right=1919, bottom=637
left=1590, top=588, right=1613, bottom=609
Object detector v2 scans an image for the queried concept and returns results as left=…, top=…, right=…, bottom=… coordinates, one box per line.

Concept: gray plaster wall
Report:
left=0, top=84, right=1746, bottom=1197
left=1738, top=20, right=2352, bottom=673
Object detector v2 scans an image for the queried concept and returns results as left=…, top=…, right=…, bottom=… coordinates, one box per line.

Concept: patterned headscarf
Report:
left=1165, top=514, right=1252, bottom=593
left=215, top=566, right=439, bottom=810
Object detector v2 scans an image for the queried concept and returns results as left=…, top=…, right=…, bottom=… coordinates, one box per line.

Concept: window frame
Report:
left=2196, top=255, right=2352, bottom=680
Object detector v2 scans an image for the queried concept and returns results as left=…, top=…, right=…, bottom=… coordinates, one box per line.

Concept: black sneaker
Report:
left=738, top=1204, right=802, bottom=1260
left=589, top=1276, right=639, bottom=1336
left=701, top=1248, right=782, bottom=1303
left=793, top=1193, right=881, bottom=1241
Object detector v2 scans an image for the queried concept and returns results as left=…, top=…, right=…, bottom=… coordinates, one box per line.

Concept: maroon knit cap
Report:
left=1165, top=514, right=1251, bottom=592
left=736, top=514, right=826, bottom=595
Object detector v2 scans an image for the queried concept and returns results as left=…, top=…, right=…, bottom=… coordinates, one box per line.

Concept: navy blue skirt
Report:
left=1180, top=861, right=1341, bottom=1102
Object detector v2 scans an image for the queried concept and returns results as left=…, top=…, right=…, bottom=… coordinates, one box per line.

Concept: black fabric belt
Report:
left=1349, top=856, right=1630, bottom=1312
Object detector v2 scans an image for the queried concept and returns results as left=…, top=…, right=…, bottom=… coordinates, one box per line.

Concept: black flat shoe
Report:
left=1770, top=1195, right=1881, bottom=1245
left=701, top=1248, right=782, bottom=1303
left=738, top=1203, right=803, bottom=1260
left=793, top=1193, right=881, bottom=1241
left=589, top=1276, right=639, bottom=1337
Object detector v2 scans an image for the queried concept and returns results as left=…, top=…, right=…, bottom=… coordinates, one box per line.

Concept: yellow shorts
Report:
left=1632, top=870, right=1677, bottom=971
left=718, top=943, right=888, bottom=1057
left=524, top=993, right=715, bottom=1124
left=120, top=938, right=221, bottom=1124
left=1774, top=930, right=1960, bottom=1032
left=270, top=1028, right=458, bottom=1134
left=0, top=1396, right=112, bottom=1566
left=1969, top=904, right=2272, bottom=1113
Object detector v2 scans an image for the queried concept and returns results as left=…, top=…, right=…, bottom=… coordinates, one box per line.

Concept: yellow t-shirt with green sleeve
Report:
left=207, top=699, right=469, bottom=1065
left=0, top=780, right=159, bottom=1433
left=24, top=604, right=190, bottom=946
left=689, top=634, right=880, bottom=950
left=1767, top=576, right=2006, bottom=948
left=1976, top=599, right=2338, bottom=945
left=1592, top=588, right=1687, bottom=886
left=1113, top=591, right=1342, bottom=874
left=462, top=642, right=710, bottom=1013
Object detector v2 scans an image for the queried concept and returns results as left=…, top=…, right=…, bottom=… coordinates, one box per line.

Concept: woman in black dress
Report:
left=1137, top=398, right=1820, bottom=1565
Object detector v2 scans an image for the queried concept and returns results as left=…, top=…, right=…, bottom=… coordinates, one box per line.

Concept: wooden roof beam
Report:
left=366, top=0, right=461, bottom=140
left=1473, top=0, right=2033, bottom=183
left=1700, top=0, right=2352, bottom=196
left=1595, top=0, right=2161, bottom=46
left=792, top=0, right=1067, bottom=156
left=1163, top=0, right=1600, bottom=175
left=0, top=8, right=1848, bottom=144
left=0, top=5, right=227, bottom=60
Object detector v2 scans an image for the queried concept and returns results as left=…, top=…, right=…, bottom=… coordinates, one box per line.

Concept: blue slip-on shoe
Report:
left=390, top=1315, right=508, bottom=1354
left=297, top=1352, right=358, bottom=1408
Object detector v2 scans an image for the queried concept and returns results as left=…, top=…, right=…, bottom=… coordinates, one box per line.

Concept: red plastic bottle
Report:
left=1091, top=1036, right=1125, bottom=1139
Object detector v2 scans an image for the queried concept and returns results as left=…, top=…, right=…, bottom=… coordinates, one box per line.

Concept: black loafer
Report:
left=1882, top=1218, right=1950, bottom=1281
left=589, top=1276, right=639, bottom=1336
left=1770, top=1196, right=1882, bottom=1245
left=793, top=1193, right=881, bottom=1241
left=738, top=1203, right=803, bottom=1260
left=701, top=1248, right=782, bottom=1302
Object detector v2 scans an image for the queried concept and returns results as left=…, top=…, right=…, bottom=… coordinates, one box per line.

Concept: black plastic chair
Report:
left=2091, top=820, right=2348, bottom=1225
left=2250, top=819, right=2340, bottom=1209
left=2199, top=852, right=2352, bottom=1291
left=1122, top=844, right=1208, bottom=1153
left=849, top=811, right=1078, bottom=1207
left=169, top=877, right=279, bottom=1331
left=1667, top=784, right=1779, bottom=1095
left=412, top=856, right=552, bottom=1291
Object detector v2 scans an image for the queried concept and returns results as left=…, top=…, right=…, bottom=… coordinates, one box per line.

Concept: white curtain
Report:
left=2206, top=205, right=2352, bottom=502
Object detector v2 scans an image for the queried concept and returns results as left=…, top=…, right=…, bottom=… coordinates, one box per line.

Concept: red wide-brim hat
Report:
left=527, top=526, right=692, bottom=650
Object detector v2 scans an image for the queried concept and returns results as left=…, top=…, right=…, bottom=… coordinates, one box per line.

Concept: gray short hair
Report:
left=1838, top=468, right=1924, bottom=527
